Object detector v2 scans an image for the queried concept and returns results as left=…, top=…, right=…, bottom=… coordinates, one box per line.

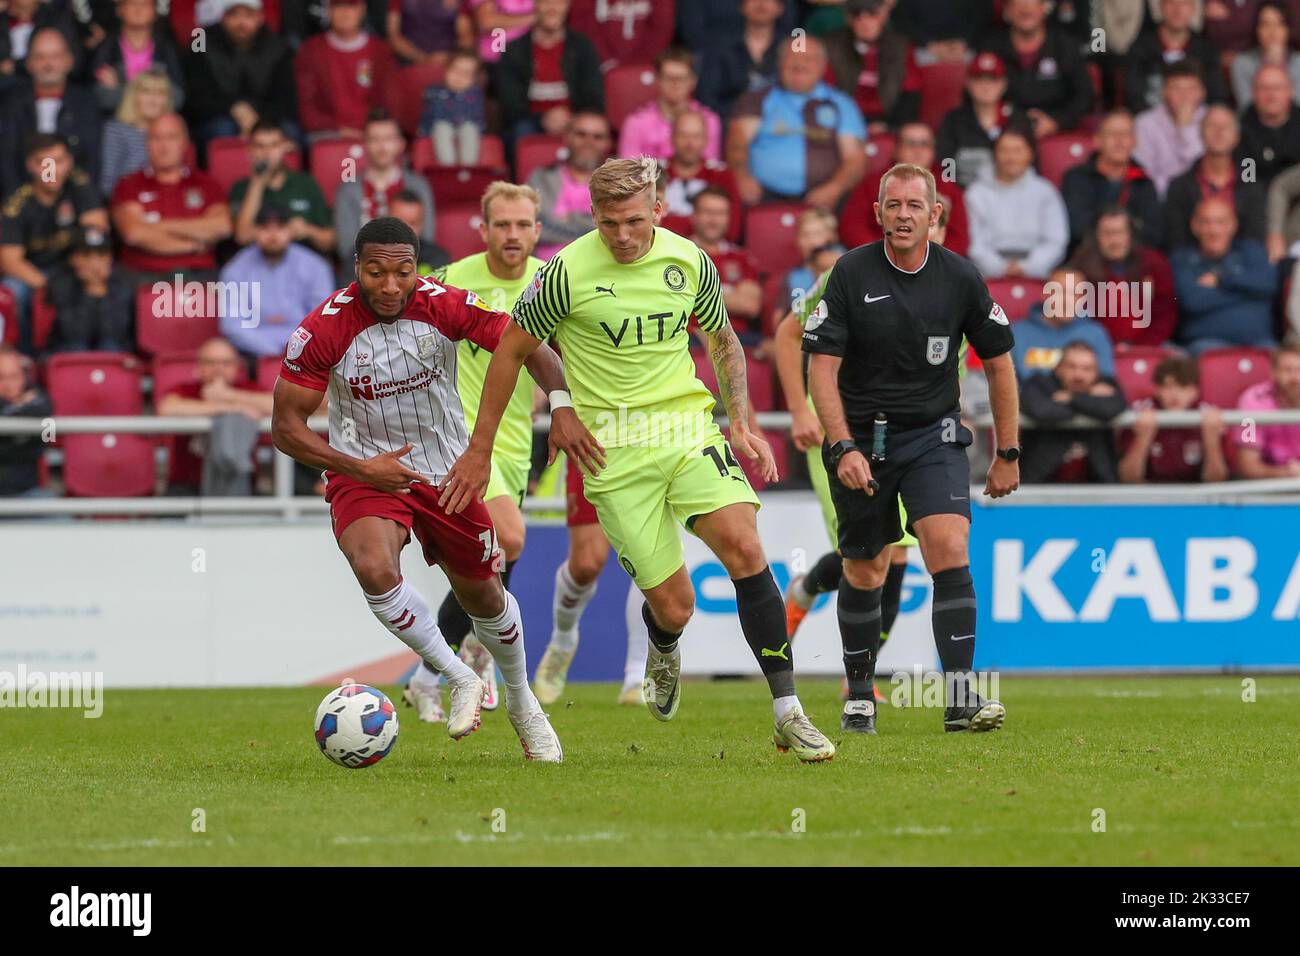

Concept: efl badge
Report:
left=520, top=271, right=543, bottom=305
left=465, top=289, right=493, bottom=312
left=989, top=302, right=1009, bottom=325
left=926, top=336, right=950, bottom=365
left=287, top=326, right=312, bottom=360
left=805, top=298, right=828, bottom=332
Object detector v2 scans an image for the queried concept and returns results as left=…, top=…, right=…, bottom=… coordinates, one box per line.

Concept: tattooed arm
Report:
left=701, top=322, right=778, bottom=482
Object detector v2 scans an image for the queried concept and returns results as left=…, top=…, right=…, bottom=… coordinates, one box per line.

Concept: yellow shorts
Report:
left=583, top=424, right=760, bottom=589
left=806, top=440, right=917, bottom=550
left=485, top=456, right=529, bottom=508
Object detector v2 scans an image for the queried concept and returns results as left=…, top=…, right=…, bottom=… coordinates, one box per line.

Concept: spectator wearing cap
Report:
left=99, top=67, right=174, bottom=198
left=689, top=187, right=762, bottom=341
left=1011, top=266, right=1117, bottom=381
left=658, top=110, right=742, bottom=243
left=389, top=189, right=450, bottom=274
left=1171, top=196, right=1278, bottom=355
left=0, top=134, right=108, bottom=354
left=230, top=121, right=333, bottom=255
left=935, top=51, right=1036, bottom=188
left=218, top=202, right=335, bottom=359
left=1133, top=60, right=1208, bottom=197
left=1234, top=338, right=1300, bottom=478
left=296, top=0, right=396, bottom=142
left=824, top=0, right=922, bottom=137
left=1118, top=354, right=1230, bottom=484
left=44, top=227, right=135, bottom=354
left=570, top=0, right=674, bottom=72
left=1167, top=105, right=1267, bottom=250
left=694, top=0, right=785, bottom=122
left=1239, top=63, right=1300, bottom=188
left=978, top=0, right=1094, bottom=140
left=110, top=113, right=231, bottom=281
left=0, top=27, right=102, bottom=198
left=0, top=343, right=52, bottom=498
left=728, top=36, right=867, bottom=209
left=1124, top=0, right=1229, bottom=113
left=1061, top=109, right=1163, bottom=251
left=89, top=0, right=187, bottom=115
left=618, top=48, right=721, bottom=163
left=184, top=0, right=298, bottom=150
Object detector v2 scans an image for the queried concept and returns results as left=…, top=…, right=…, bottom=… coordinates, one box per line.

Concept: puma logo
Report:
left=595, top=283, right=616, bottom=296
left=761, top=642, right=790, bottom=661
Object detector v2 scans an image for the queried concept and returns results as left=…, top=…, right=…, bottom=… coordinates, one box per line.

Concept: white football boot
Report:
left=507, top=705, right=563, bottom=763
left=403, top=665, right=445, bottom=724
left=445, top=671, right=487, bottom=740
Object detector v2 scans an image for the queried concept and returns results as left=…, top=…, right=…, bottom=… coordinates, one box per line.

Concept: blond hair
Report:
left=799, top=207, right=837, bottom=233
left=117, top=68, right=174, bottom=127
left=878, top=163, right=937, bottom=208
left=480, top=181, right=541, bottom=222
left=588, top=156, right=662, bottom=209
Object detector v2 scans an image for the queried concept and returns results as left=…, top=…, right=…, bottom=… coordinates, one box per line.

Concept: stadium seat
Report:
left=135, top=284, right=220, bottom=357
left=743, top=203, right=809, bottom=276
left=918, top=61, right=968, bottom=131
left=604, top=63, right=657, bottom=130
left=1114, top=345, right=1173, bottom=404
left=515, top=134, right=563, bottom=184
left=30, top=285, right=54, bottom=352
left=435, top=203, right=486, bottom=260
left=862, top=132, right=896, bottom=178
left=412, top=134, right=508, bottom=175
left=205, top=137, right=302, bottom=193
left=747, top=355, right=774, bottom=411
left=1197, top=347, right=1274, bottom=408
left=478, top=134, right=506, bottom=172
left=1037, top=132, right=1092, bottom=189
left=984, top=277, right=1042, bottom=322
left=387, top=61, right=447, bottom=136
left=151, top=351, right=201, bottom=402
left=310, top=138, right=366, bottom=206
left=62, top=433, right=156, bottom=497
left=0, top=283, right=18, bottom=346
left=424, top=165, right=500, bottom=205
left=47, top=352, right=144, bottom=415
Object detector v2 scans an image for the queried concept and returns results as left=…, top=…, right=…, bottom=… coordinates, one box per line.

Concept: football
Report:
left=313, top=683, right=399, bottom=769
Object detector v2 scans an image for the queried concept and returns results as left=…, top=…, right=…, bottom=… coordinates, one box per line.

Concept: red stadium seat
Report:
left=424, top=166, right=500, bottom=205
left=435, top=203, right=486, bottom=260
left=387, top=61, right=448, bottom=136
left=604, top=63, right=658, bottom=130
left=310, top=138, right=366, bottom=206
left=743, top=203, right=809, bottom=276
left=413, top=135, right=508, bottom=175
left=0, top=283, right=18, bottom=346
left=918, top=61, right=968, bottom=131
left=1197, top=347, right=1274, bottom=408
left=151, top=351, right=200, bottom=402
left=62, top=433, right=156, bottom=497
left=478, top=135, right=506, bottom=172
left=1037, top=132, right=1092, bottom=189
left=30, top=285, right=54, bottom=352
left=205, top=136, right=302, bottom=193
left=47, top=352, right=144, bottom=415
left=1114, top=345, right=1173, bottom=404
left=515, top=134, right=563, bottom=184
left=135, top=283, right=221, bottom=357
left=862, top=132, right=896, bottom=178
left=747, top=354, right=774, bottom=411
left=984, top=278, right=1042, bottom=323
left=256, top=355, right=283, bottom=392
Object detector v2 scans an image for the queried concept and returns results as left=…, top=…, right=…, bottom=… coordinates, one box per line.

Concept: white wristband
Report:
left=548, top=389, right=573, bottom=411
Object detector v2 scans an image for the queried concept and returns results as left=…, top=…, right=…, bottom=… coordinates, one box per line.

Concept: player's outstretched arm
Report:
left=808, top=352, right=874, bottom=495
left=773, top=309, right=824, bottom=452
left=272, top=379, right=427, bottom=494
left=982, top=351, right=1021, bottom=498
left=702, top=322, right=778, bottom=483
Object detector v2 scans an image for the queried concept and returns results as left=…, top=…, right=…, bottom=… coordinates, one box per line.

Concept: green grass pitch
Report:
left=3, top=676, right=1298, bottom=866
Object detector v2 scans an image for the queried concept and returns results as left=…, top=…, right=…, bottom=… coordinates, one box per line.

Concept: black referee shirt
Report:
left=801, top=240, right=1014, bottom=434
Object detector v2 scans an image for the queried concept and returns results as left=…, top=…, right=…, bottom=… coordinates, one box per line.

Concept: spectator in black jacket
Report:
left=1239, top=63, right=1300, bottom=187
left=493, top=0, right=602, bottom=148
left=44, top=226, right=134, bottom=353
left=0, top=0, right=81, bottom=98
left=89, top=0, right=186, bottom=114
left=890, top=0, right=994, bottom=57
left=0, top=343, right=51, bottom=497
left=694, top=0, right=782, bottom=122
left=1166, top=104, right=1267, bottom=248
left=1061, top=109, right=1164, bottom=250
left=183, top=0, right=298, bottom=150
left=935, top=51, right=1036, bottom=188
left=823, top=0, right=921, bottom=136
left=980, top=0, right=1095, bottom=140
left=677, top=0, right=796, bottom=59
left=0, top=28, right=102, bottom=199
left=1124, top=0, right=1230, bottom=112
left=1020, top=340, right=1128, bottom=484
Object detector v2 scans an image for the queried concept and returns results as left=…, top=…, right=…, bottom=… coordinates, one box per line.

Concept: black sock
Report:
left=500, top=559, right=517, bottom=590
left=879, top=560, right=906, bottom=644
left=838, top=579, right=882, bottom=701
left=802, top=551, right=843, bottom=596
left=932, top=566, right=976, bottom=700
left=734, top=568, right=796, bottom=699
left=642, top=602, right=682, bottom=653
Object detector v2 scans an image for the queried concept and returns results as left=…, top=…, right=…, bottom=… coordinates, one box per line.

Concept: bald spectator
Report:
left=296, top=0, right=397, bottom=142
left=823, top=0, right=922, bottom=137
left=569, top=0, right=674, bottom=71
left=526, top=111, right=611, bottom=258
left=0, top=344, right=51, bottom=498
left=935, top=51, right=1036, bottom=188
left=690, top=187, right=763, bottom=341
left=1119, top=355, right=1230, bottom=484
left=659, top=110, right=742, bottom=243
left=110, top=114, right=231, bottom=280
left=0, top=27, right=101, bottom=197
left=839, top=121, right=970, bottom=255
left=1230, top=1, right=1300, bottom=111
left=695, top=0, right=784, bottom=121
left=1125, top=0, right=1229, bottom=113
left=1240, top=63, right=1300, bottom=187
left=1062, top=110, right=1164, bottom=250
left=1234, top=339, right=1300, bottom=478
left=728, top=37, right=866, bottom=209
left=1134, top=60, right=1208, bottom=197
left=1171, top=197, right=1278, bottom=354
left=1167, top=105, right=1268, bottom=249
left=618, top=48, right=721, bottom=163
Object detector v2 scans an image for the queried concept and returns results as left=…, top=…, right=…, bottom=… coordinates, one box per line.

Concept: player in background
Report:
left=441, top=157, right=837, bottom=762
left=272, top=217, right=600, bottom=762
left=400, top=182, right=547, bottom=722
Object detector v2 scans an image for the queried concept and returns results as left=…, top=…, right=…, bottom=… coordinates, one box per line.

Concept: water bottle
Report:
left=870, top=412, right=887, bottom=462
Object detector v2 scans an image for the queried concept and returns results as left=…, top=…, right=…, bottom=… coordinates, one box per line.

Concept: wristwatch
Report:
left=996, top=445, right=1022, bottom=462
left=828, top=439, right=861, bottom=468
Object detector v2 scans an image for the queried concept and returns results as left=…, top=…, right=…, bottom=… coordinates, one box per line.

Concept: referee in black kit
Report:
left=802, top=162, right=1021, bottom=736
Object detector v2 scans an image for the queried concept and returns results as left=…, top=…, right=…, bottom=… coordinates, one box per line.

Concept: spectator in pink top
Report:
left=1235, top=339, right=1300, bottom=477
left=526, top=111, right=611, bottom=258
left=468, top=0, right=534, bottom=63
left=617, top=48, right=721, bottom=162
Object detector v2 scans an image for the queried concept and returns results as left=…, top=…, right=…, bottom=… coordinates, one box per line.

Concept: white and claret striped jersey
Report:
left=279, top=277, right=511, bottom=481
left=512, top=227, right=729, bottom=448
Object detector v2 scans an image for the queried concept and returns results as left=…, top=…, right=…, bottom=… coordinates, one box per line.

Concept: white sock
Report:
left=366, top=579, right=475, bottom=682
left=622, top=583, right=649, bottom=691
left=551, top=560, right=597, bottom=652
left=789, top=576, right=813, bottom=610
left=773, top=694, right=803, bottom=723
left=470, top=590, right=539, bottom=712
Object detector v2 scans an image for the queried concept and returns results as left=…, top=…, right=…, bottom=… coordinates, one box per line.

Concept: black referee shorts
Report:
left=824, top=418, right=973, bottom=560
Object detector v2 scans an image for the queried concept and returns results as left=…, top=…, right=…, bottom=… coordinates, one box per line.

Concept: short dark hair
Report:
left=691, top=185, right=732, bottom=210
left=655, top=47, right=696, bottom=74
left=1154, top=355, right=1198, bottom=387
left=249, top=120, right=285, bottom=139
left=365, top=108, right=402, bottom=134
left=1163, top=59, right=1204, bottom=83
left=355, top=216, right=418, bottom=258
left=446, top=49, right=480, bottom=74
left=391, top=189, right=423, bottom=207
left=1061, top=340, right=1098, bottom=361
left=25, top=132, right=69, bottom=160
